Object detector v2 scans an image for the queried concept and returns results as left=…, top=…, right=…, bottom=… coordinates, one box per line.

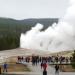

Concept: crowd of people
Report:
left=17, top=56, right=30, bottom=63
left=17, top=55, right=72, bottom=64
left=17, top=55, right=72, bottom=75
left=0, top=55, right=73, bottom=75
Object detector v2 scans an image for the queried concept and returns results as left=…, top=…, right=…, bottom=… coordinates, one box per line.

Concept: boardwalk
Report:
left=27, top=62, right=75, bottom=75
left=3, top=62, right=75, bottom=75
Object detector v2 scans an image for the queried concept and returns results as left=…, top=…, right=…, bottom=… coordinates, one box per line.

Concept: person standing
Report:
left=41, top=61, right=43, bottom=69
left=43, top=62, right=47, bottom=75
left=55, top=65, right=59, bottom=75
left=3, top=62, right=8, bottom=72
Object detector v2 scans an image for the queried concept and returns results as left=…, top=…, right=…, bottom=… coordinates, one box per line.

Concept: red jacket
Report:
left=43, top=63, right=47, bottom=70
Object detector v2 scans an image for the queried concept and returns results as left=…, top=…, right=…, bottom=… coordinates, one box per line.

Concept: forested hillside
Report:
left=0, top=17, right=58, bottom=50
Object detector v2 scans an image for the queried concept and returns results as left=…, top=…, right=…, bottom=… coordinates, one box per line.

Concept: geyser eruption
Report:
left=20, top=0, right=75, bottom=52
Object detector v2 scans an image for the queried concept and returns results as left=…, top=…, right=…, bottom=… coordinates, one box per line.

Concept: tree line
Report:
left=0, top=34, right=19, bottom=50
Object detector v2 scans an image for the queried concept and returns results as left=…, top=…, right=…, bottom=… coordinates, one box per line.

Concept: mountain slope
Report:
left=0, top=18, right=58, bottom=35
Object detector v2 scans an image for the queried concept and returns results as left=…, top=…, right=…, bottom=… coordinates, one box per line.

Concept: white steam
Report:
left=20, top=0, right=75, bottom=52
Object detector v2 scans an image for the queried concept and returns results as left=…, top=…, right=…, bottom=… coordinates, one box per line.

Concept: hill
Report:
left=0, top=18, right=58, bottom=35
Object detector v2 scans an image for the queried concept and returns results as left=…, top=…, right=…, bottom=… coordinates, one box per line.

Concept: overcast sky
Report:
left=0, top=0, right=69, bottom=20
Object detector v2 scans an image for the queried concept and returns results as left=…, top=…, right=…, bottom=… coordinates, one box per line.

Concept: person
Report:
left=55, top=65, right=59, bottom=75
left=43, top=62, right=47, bottom=75
left=0, top=67, right=1, bottom=74
left=41, top=61, right=43, bottom=69
left=3, top=62, right=8, bottom=72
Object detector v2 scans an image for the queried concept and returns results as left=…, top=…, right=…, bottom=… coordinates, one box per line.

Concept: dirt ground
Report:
left=0, top=56, right=30, bottom=73
left=60, top=65, right=75, bottom=72
left=0, top=63, right=30, bottom=73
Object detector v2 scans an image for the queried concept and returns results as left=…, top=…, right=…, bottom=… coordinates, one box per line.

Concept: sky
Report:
left=0, top=0, right=69, bottom=20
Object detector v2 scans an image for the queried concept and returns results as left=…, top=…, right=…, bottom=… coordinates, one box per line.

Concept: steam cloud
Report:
left=20, top=0, right=75, bottom=52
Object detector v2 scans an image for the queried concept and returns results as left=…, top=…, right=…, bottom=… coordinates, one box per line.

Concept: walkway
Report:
left=26, top=62, right=75, bottom=75
left=3, top=62, right=75, bottom=75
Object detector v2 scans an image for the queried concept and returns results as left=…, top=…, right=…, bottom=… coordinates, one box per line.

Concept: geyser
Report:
left=20, top=0, right=75, bottom=52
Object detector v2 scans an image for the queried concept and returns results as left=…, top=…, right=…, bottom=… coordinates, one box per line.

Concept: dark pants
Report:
left=55, top=70, right=59, bottom=75
left=43, top=70, right=47, bottom=75
left=0, top=67, right=1, bottom=74
left=3, top=68, right=7, bottom=72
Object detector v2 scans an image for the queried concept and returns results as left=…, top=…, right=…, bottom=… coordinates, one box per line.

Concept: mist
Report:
left=20, top=0, right=75, bottom=53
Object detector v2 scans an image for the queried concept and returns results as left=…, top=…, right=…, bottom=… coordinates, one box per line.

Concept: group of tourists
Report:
left=0, top=55, right=72, bottom=75
left=17, top=55, right=72, bottom=75
left=17, top=56, right=30, bottom=63
left=17, top=55, right=72, bottom=64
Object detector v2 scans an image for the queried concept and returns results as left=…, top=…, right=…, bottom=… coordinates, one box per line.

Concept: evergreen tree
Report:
left=71, top=50, right=75, bottom=68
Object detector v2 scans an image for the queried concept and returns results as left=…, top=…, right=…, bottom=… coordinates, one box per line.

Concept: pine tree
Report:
left=71, top=50, right=75, bottom=68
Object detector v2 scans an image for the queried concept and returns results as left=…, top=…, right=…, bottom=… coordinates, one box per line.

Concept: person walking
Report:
left=55, top=65, right=59, bottom=75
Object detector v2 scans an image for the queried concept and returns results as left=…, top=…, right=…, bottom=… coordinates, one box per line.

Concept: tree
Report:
left=71, top=50, right=75, bottom=68
left=0, top=34, right=20, bottom=50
